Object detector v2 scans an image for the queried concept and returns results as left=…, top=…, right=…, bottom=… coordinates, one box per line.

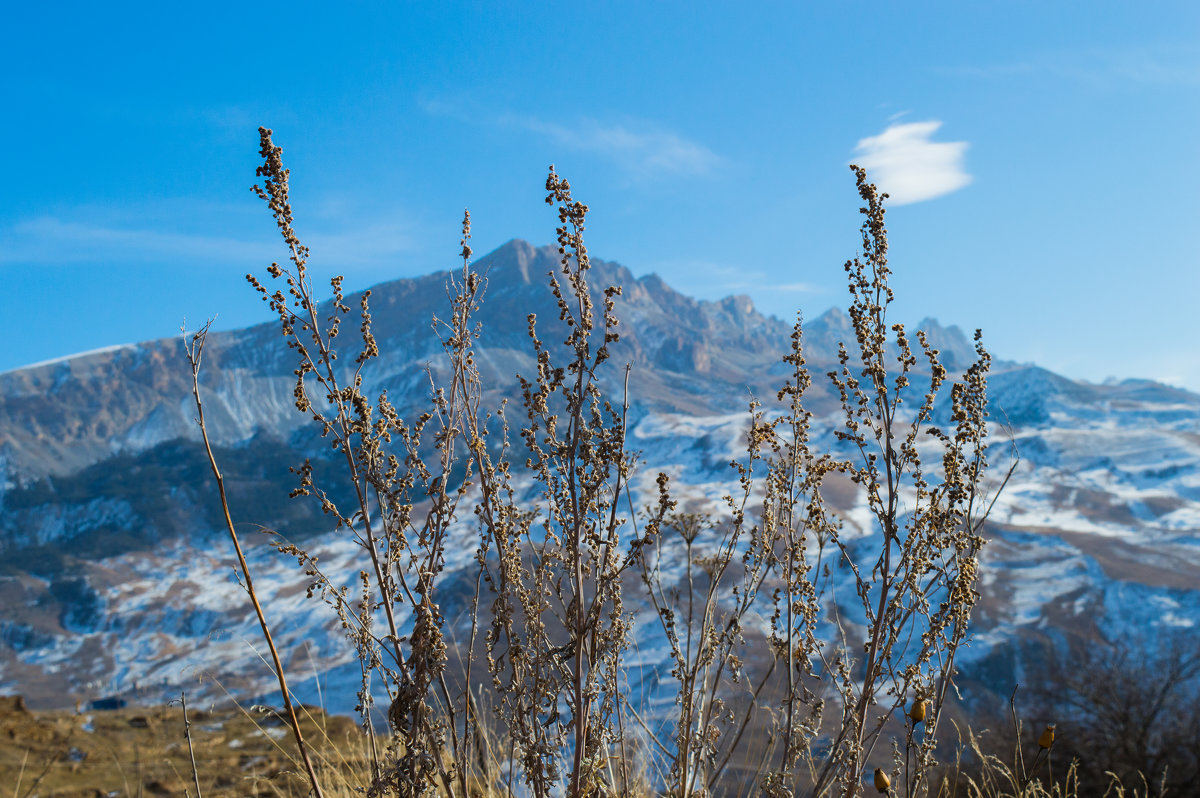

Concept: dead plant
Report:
left=190, top=131, right=1013, bottom=798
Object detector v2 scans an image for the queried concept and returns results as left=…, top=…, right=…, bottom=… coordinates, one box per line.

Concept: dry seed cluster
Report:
left=230, top=131, right=1002, bottom=798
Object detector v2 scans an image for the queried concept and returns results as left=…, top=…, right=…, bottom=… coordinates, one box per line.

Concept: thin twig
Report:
left=184, top=321, right=325, bottom=798
left=177, top=692, right=204, bottom=798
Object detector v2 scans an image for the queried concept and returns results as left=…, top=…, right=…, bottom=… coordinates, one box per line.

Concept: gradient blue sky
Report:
left=3, top=2, right=1198, bottom=389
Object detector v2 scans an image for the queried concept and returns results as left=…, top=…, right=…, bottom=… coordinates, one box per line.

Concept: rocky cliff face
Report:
left=1, top=239, right=1197, bottom=714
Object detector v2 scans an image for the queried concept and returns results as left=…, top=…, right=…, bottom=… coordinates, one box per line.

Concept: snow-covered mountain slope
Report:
left=1, top=239, right=1197, bottom=713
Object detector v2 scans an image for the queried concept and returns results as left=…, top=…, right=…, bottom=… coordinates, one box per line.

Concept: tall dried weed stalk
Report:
left=188, top=128, right=1011, bottom=797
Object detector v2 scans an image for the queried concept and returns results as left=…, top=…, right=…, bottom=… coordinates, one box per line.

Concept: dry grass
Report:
left=0, top=693, right=1164, bottom=798
left=0, top=693, right=365, bottom=798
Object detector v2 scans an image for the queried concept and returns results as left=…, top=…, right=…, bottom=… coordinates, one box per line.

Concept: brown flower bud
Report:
left=1038, top=724, right=1055, bottom=749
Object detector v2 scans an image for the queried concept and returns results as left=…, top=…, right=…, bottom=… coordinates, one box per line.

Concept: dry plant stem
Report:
left=15, top=746, right=62, bottom=798
left=467, top=166, right=663, bottom=798
left=247, top=128, right=482, bottom=797
left=184, top=323, right=325, bottom=798
left=178, top=692, right=204, bottom=798
left=13, top=749, right=28, bottom=798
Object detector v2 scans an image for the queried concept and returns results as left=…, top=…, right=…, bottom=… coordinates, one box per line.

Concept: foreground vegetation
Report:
left=76, top=127, right=1183, bottom=797
left=181, top=127, right=1007, bottom=797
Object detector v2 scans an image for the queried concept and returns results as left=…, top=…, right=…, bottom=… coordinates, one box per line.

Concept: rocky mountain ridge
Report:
left=1, top=239, right=1197, bottom=715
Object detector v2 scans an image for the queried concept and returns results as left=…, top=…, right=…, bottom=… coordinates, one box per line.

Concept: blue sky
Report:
left=2, top=2, right=1198, bottom=389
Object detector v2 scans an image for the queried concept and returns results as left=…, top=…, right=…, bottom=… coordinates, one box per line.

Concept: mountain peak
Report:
left=475, top=238, right=541, bottom=284
left=473, top=239, right=641, bottom=292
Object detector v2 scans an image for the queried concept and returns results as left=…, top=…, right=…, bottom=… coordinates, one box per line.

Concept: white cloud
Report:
left=851, top=121, right=972, bottom=205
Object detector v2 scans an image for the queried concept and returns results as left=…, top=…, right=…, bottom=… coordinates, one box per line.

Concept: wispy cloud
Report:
left=505, top=115, right=722, bottom=177
left=0, top=217, right=275, bottom=264
left=421, top=98, right=721, bottom=178
left=660, top=261, right=823, bottom=298
left=776, top=281, right=821, bottom=293
left=939, top=46, right=1200, bottom=87
left=0, top=213, right=415, bottom=268
left=851, top=121, right=971, bottom=205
